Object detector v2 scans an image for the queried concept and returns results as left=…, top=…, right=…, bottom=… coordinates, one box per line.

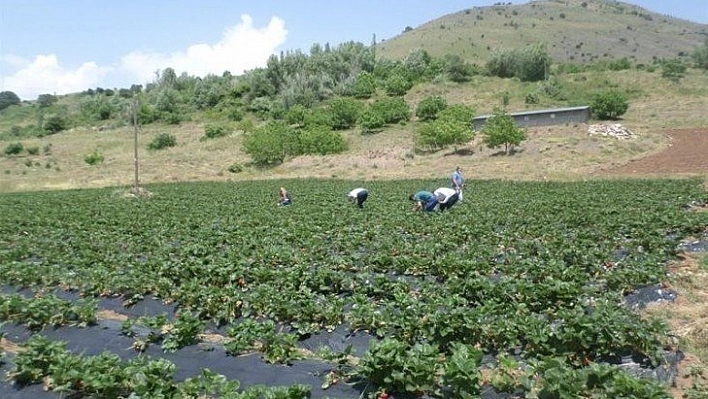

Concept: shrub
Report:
left=147, top=133, right=177, bottom=151
left=43, top=115, right=68, bottom=134
left=326, top=97, right=363, bottom=130
left=227, top=164, right=244, bottom=173
left=372, top=97, right=411, bottom=124
left=591, top=90, right=629, bottom=120
left=415, top=95, right=448, bottom=121
left=26, top=146, right=40, bottom=156
left=384, top=73, right=413, bottom=96
left=416, top=104, right=475, bottom=152
left=243, top=121, right=298, bottom=165
left=4, top=142, right=23, bottom=156
left=358, top=109, right=386, bottom=134
left=298, top=126, right=348, bottom=155
left=84, top=150, right=105, bottom=165
left=201, top=124, right=228, bottom=141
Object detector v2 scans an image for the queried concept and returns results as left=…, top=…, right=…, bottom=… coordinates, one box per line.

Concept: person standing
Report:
left=451, top=166, right=464, bottom=201
left=409, top=191, right=438, bottom=212
left=434, top=187, right=460, bottom=211
left=348, top=187, right=369, bottom=208
left=278, top=187, right=292, bottom=206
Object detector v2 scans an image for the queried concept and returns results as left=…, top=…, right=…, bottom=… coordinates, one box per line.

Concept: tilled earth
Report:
left=603, top=128, right=708, bottom=176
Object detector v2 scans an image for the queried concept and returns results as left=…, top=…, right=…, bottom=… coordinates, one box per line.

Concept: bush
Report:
left=201, top=124, right=228, bottom=141
left=4, top=142, right=23, bottom=156
left=326, top=97, right=363, bottom=130
left=227, top=163, right=244, bottom=173
left=358, top=109, right=386, bottom=134
left=298, top=126, right=348, bottom=155
left=415, top=96, right=448, bottom=121
left=416, top=104, right=475, bottom=152
left=26, top=146, right=40, bottom=156
left=591, top=90, right=629, bottom=120
left=372, top=97, right=411, bottom=124
left=147, top=133, right=177, bottom=151
left=84, top=150, right=105, bottom=165
left=43, top=115, right=68, bottom=134
left=243, top=121, right=298, bottom=165
left=384, top=73, right=413, bottom=96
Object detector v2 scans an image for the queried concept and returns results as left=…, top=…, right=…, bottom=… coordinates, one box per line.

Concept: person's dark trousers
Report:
left=356, top=190, right=369, bottom=208
left=439, top=193, right=459, bottom=211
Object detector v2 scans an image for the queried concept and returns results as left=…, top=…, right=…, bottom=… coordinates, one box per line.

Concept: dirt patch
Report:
left=97, top=309, right=128, bottom=321
left=0, top=337, right=22, bottom=354
left=602, top=128, right=708, bottom=176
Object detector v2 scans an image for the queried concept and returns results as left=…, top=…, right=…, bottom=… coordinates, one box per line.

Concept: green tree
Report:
left=298, top=125, right=348, bottom=155
left=326, top=97, right=363, bottom=130
left=43, top=115, right=68, bottom=134
left=350, top=71, right=376, bottom=99
left=481, top=108, right=527, bottom=154
left=358, top=108, right=386, bottom=134
left=37, top=94, right=57, bottom=108
left=243, top=121, right=298, bottom=165
left=415, top=95, right=447, bottom=121
left=692, top=39, right=708, bottom=70
left=591, top=90, right=629, bottom=120
left=0, top=91, right=21, bottom=111
left=371, top=97, right=410, bottom=124
left=416, top=104, right=475, bottom=152
left=384, top=73, right=413, bottom=96
left=445, top=54, right=476, bottom=83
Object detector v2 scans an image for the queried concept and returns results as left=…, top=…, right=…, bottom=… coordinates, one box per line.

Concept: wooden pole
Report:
left=132, top=98, right=140, bottom=193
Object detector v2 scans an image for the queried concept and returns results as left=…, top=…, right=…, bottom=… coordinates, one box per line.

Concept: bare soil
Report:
left=601, top=128, right=708, bottom=176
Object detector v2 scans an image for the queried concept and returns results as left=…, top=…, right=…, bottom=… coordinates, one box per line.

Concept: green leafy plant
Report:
left=84, top=149, right=105, bottom=165
left=147, top=133, right=177, bottom=150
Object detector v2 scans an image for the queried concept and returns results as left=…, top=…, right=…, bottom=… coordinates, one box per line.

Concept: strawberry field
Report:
left=0, top=178, right=706, bottom=398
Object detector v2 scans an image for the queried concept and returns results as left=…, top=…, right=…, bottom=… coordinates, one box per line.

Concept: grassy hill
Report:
left=377, top=0, right=708, bottom=64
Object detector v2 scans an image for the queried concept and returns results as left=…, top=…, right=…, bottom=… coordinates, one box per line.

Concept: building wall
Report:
left=473, top=106, right=590, bottom=130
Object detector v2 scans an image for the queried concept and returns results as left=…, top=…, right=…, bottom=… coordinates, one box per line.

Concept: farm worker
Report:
left=278, top=187, right=292, bottom=206
left=451, top=166, right=464, bottom=201
left=434, top=187, right=460, bottom=211
left=409, top=191, right=438, bottom=212
left=348, top=187, right=369, bottom=208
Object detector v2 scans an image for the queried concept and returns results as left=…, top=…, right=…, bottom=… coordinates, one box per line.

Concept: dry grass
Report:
left=644, top=253, right=708, bottom=398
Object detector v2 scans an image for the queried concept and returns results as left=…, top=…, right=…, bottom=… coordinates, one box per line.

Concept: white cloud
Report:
left=0, top=14, right=287, bottom=100
left=2, top=55, right=111, bottom=100
left=121, top=14, right=287, bottom=84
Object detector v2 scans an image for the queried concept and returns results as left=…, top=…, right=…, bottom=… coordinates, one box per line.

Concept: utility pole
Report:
left=132, top=98, right=140, bottom=193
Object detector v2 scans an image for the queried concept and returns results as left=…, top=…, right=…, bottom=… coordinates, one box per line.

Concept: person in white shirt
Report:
left=348, top=188, right=369, bottom=208
left=434, top=187, right=460, bottom=211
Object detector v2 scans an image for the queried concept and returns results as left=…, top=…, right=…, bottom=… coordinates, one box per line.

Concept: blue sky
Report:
left=1, top=0, right=706, bottom=100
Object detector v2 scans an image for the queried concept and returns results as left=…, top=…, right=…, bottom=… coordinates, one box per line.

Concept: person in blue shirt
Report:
left=451, top=166, right=464, bottom=201
left=409, top=191, right=438, bottom=212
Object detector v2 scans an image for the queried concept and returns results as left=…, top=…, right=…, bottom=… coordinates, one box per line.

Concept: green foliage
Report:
left=415, top=95, right=447, bottom=121
left=371, top=96, right=411, bottom=124
left=591, top=90, right=629, bottom=120
left=358, top=108, right=386, bottom=134
left=692, top=39, right=708, bottom=70
left=285, top=104, right=308, bottom=127
left=661, top=59, right=687, bottom=82
left=416, top=104, right=475, bottom=152
left=481, top=107, right=527, bottom=154
left=37, top=94, right=57, bottom=108
left=227, top=163, right=243, bottom=173
left=487, top=44, right=551, bottom=81
left=445, top=54, right=477, bottom=83
left=298, top=125, right=348, bottom=155
left=200, top=124, right=228, bottom=141
left=243, top=120, right=298, bottom=164
left=350, top=71, right=377, bottom=99
left=26, top=146, right=40, bottom=155
left=4, top=142, right=24, bottom=156
left=0, top=91, right=21, bottom=111
left=443, top=343, right=483, bottom=398
left=84, top=150, right=105, bottom=165
left=147, top=133, right=177, bottom=151
left=384, top=73, right=413, bottom=96
left=326, top=97, right=363, bottom=130
left=43, top=114, right=68, bottom=134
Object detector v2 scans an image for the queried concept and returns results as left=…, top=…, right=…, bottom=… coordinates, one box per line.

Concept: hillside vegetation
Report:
left=377, top=0, right=708, bottom=64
